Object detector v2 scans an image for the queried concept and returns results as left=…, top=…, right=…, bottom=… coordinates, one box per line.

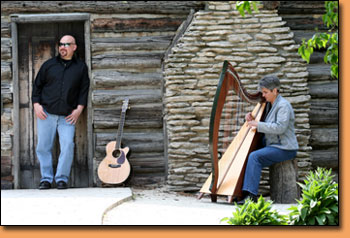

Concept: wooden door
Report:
left=17, top=22, right=88, bottom=188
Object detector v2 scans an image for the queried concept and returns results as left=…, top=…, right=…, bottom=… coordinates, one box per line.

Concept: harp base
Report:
left=197, top=192, right=243, bottom=204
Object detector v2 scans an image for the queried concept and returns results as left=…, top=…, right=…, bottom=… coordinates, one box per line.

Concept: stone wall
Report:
left=1, top=15, right=14, bottom=189
left=163, top=1, right=312, bottom=193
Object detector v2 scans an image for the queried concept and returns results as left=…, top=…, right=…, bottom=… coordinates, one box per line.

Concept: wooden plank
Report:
left=85, top=17, right=94, bottom=187
left=93, top=70, right=162, bottom=89
left=1, top=38, right=12, bottom=60
left=92, top=35, right=173, bottom=44
left=310, top=128, right=338, bottom=148
left=92, top=89, right=162, bottom=106
left=309, top=99, right=338, bottom=125
left=10, top=13, right=91, bottom=23
left=92, top=53, right=162, bottom=70
left=93, top=103, right=163, bottom=128
left=309, top=83, right=338, bottom=98
left=92, top=42, right=169, bottom=54
left=281, top=15, right=326, bottom=31
left=95, top=132, right=164, bottom=155
left=92, top=17, right=184, bottom=33
left=11, top=21, right=20, bottom=188
left=1, top=20, right=11, bottom=37
left=278, top=1, right=325, bottom=14
left=311, top=150, right=338, bottom=169
left=307, top=64, right=332, bottom=81
left=1, top=62, right=12, bottom=81
left=2, top=2, right=205, bottom=14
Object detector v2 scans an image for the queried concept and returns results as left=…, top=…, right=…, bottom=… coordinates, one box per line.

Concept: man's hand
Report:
left=65, top=105, right=84, bottom=125
left=34, top=103, right=47, bottom=120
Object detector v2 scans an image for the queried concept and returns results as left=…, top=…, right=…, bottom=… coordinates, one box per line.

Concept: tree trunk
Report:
left=269, top=159, right=300, bottom=203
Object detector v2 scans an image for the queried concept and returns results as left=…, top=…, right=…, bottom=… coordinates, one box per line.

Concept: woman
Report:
left=238, top=75, right=299, bottom=204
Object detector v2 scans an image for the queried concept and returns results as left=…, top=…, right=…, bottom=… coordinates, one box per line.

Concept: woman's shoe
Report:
left=236, top=193, right=257, bottom=205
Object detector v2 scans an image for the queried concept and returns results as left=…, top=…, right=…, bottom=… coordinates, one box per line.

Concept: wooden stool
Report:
left=269, top=159, right=300, bottom=203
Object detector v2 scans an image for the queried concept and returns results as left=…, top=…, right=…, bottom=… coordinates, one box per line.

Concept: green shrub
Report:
left=221, top=196, right=288, bottom=225
left=289, top=167, right=338, bottom=225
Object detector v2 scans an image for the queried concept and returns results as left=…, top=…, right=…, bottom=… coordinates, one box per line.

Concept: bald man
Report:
left=32, top=35, right=90, bottom=189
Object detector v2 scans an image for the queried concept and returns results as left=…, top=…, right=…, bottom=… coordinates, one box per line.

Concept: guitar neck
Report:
left=115, top=111, right=126, bottom=149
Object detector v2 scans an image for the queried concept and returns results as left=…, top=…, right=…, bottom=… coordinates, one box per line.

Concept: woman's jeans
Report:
left=36, top=111, right=75, bottom=184
left=242, top=146, right=297, bottom=196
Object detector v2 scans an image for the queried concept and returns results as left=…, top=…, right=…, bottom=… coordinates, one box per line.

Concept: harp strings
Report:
left=218, top=79, right=251, bottom=160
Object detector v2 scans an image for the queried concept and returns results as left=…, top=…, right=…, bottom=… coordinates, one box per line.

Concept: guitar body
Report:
left=98, top=141, right=131, bottom=184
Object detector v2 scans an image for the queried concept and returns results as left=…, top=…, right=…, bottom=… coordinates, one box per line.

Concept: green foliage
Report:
left=288, top=167, right=338, bottom=225
left=235, top=1, right=259, bottom=17
left=221, top=168, right=338, bottom=226
left=323, top=1, right=338, bottom=28
left=221, top=196, right=289, bottom=225
left=298, top=1, right=338, bottom=79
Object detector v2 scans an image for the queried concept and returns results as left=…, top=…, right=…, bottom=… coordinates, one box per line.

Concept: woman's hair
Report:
left=258, top=75, right=280, bottom=91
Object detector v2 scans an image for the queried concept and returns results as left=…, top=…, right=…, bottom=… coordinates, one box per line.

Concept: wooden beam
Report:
left=11, top=21, right=20, bottom=189
left=10, top=13, right=90, bottom=23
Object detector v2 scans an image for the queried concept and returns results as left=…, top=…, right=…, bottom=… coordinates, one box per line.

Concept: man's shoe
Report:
left=236, top=193, right=257, bottom=205
left=56, top=181, right=68, bottom=189
left=39, top=181, right=51, bottom=190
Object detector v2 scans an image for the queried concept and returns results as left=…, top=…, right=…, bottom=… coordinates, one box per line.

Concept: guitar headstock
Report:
left=122, top=98, right=129, bottom=112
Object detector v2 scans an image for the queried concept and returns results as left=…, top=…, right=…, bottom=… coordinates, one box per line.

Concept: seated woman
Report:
left=238, top=75, right=299, bottom=204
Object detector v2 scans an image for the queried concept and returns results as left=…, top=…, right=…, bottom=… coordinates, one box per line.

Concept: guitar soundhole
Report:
left=112, top=150, right=121, bottom=158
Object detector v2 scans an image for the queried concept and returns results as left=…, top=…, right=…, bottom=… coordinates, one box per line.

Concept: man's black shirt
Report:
left=32, top=55, right=90, bottom=116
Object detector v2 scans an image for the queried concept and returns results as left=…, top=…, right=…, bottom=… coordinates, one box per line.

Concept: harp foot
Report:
left=210, top=194, right=217, bottom=203
left=197, top=192, right=204, bottom=200
left=228, top=196, right=234, bottom=203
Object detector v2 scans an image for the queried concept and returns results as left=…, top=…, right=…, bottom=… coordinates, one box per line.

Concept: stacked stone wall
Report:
left=1, top=15, right=14, bottom=189
left=163, top=2, right=311, bottom=193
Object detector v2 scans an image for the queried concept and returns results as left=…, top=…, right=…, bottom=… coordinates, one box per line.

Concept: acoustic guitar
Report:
left=98, top=98, right=131, bottom=184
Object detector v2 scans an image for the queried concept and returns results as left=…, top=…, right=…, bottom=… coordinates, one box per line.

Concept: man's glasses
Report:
left=59, top=42, right=75, bottom=47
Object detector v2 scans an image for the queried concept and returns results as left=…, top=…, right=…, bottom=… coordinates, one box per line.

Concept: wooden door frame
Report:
left=10, top=13, right=93, bottom=188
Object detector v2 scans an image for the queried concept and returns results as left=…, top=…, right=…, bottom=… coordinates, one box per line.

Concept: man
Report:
left=32, top=35, right=90, bottom=189
left=237, top=75, right=298, bottom=204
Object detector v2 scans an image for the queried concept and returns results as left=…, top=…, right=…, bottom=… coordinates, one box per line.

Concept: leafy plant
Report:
left=298, top=1, right=338, bottom=79
left=235, top=1, right=260, bottom=17
left=288, top=167, right=338, bottom=225
left=221, top=196, right=288, bottom=225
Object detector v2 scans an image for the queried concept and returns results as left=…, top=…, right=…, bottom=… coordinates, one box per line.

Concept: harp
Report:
left=198, top=61, right=266, bottom=203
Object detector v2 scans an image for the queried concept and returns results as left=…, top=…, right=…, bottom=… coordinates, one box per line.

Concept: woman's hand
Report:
left=245, top=112, right=254, bottom=122
left=247, top=120, right=258, bottom=128
left=246, top=112, right=258, bottom=128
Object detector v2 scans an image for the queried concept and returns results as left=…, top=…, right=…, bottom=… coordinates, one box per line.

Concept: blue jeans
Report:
left=242, top=146, right=297, bottom=196
left=36, top=111, right=75, bottom=184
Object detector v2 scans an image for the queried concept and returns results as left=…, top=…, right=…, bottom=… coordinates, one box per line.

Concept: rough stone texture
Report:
left=1, top=15, right=13, bottom=189
left=163, top=2, right=311, bottom=193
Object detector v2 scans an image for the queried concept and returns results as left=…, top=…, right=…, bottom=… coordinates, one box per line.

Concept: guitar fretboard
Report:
left=115, top=110, right=126, bottom=149
left=115, top=99, right=129, bottom=150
